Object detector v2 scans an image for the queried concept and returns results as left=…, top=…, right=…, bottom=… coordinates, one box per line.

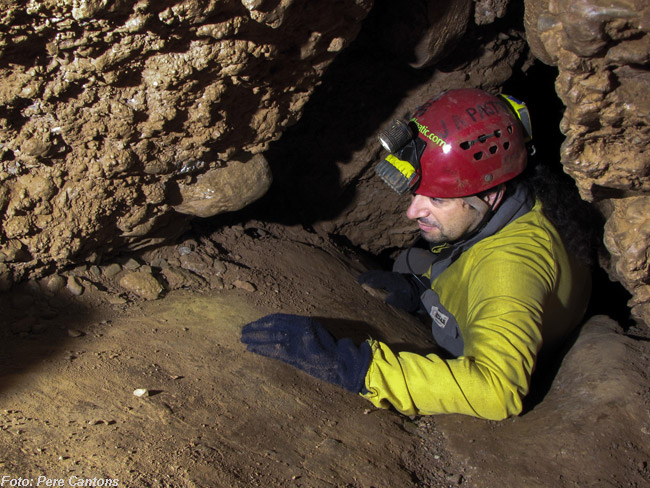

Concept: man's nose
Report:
left=406, top=194, right=429, bottom=220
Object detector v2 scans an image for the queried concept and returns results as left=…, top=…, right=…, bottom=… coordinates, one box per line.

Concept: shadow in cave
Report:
left=231, top=2, right=437, bottom=227
left=0, top=284, right=102, bottom=394
left=316, top=316, right=439, bottom=356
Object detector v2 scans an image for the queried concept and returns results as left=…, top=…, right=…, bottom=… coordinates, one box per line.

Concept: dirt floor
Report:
left=0, top=220, right=649, bottom=488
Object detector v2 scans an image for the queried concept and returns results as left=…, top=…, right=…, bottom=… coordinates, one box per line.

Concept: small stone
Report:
left=361, top=283, right=388, bottom=301
left=133, top=388, right=149, bottom=397
left=44, top=274, right=66, bottom=293
left=67, top=328, right=83, bottom=337
left=160, top=266, right=205, bottom=290
left=103, top=263, right=122, bottom=278
left=213, top=259, right=227, bottom=275
left=72, top=264, right=88, bottom=274
left=210, top=276, right=225, bottom=290
left=402, top=419, right=418, bottom=434
left=139, top=265, right=153, bottom=274
left=89, top=265, right=101, bottom=279
left=122, top=258, right=141, bottom=270
left=66, top=276, right=84, bottom=296
left=172, top=155, right=271, bottom=218
left=178, top=246, right=193, bottom=256
left=150, top=258, right=169, bottom=269
left=88, top=419, right=113, bottom=425
left=179, top=252, right=210, bottom=275
left=119, top=271, right=164, bottom=300
left=106, top=295, right=127, bottom=305
left=233, top=280, right=256, bottom=292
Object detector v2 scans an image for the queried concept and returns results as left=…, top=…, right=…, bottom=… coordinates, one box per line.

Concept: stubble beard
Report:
left=417, top=220, right=450, bottom=245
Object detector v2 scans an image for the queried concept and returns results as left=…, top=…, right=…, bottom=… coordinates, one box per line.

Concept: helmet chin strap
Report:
left=464, top=195, right=492, bottom=213
left=458, top=185, right=505, bottom=242
left=405, top=185, right=506, bottom=282
left=404, top=194, right=498, bottom=287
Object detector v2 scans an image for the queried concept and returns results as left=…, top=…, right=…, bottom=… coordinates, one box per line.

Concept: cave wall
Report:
left=261, top=1, right=531, bottom=256
left=0, top=0, right=649, bottom=325
left=0, top=0, right=373, bottom=286
left=524, top=0, right=650, bottom=325
left=287, top=0, right=650, bottom=327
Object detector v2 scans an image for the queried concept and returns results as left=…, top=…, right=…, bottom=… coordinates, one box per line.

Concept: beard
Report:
left=417, top=219, right=451, bottom=244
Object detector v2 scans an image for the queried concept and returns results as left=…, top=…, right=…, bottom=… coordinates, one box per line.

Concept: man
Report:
left=241, top=88, right=592, bottom=420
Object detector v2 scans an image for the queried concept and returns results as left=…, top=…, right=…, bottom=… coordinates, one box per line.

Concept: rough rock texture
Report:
left=0, top=0, right=373, bottom=282
left=2, top=0, right=650, bottom=325
left=262, top=2, right=531, bottom=257
left=524, top=0, right=650, bottom=324
left=1, top=223, right=648, bottom=486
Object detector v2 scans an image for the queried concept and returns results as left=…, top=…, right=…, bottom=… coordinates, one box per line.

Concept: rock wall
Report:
left=265, top=2, right=530, bottom=263
left=2, top=0, right=649, bottom=325
left=524, top=0, right=650, bottom=325
left=0, top=0, right=373, bottom=286
left=259, top=1, right=530, bottom=257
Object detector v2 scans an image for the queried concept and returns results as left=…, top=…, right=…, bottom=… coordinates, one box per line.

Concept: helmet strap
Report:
left=459, top=185, right=506, bottom=241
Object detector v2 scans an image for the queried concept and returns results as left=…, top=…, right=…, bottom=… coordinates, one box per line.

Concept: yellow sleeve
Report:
left=361, top=238, right=555, bottom=420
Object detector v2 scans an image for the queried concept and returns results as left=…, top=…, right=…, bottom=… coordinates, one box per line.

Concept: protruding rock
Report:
left=173, top=155, right=272, bottom=218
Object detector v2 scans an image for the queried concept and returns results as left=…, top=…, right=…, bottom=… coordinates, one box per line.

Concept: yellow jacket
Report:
left=361, top=201, right=591, bottom=420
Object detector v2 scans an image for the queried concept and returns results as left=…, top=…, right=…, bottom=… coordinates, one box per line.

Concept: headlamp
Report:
left=377, top=119, right=416, bottom=153
left=375, top=121, right=426, bottom=195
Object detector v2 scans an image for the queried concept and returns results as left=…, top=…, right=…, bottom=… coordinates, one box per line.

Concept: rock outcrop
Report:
left=1, top=0, right=649, bottom=325
left=0, top=0, right=372, bottom=283
left=524, top=0, right=650, bottom=325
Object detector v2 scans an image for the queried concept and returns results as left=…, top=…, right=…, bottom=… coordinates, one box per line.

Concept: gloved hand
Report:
left=357, top=270, right=425, bottom=313
left=241, top=313, right=372, bottom=393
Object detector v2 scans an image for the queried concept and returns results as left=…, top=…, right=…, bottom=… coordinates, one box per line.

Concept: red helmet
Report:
left=376, top=89, right=529, bottom=198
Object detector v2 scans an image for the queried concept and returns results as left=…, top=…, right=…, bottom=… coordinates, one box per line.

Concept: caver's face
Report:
left=406, top=194, right=487, bottom=244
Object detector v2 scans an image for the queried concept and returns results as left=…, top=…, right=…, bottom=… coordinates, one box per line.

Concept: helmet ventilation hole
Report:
left=507, top=125, right=513, bottom=134
left=460, top=141, right=472, bottom=150
left=473, top=151, right=483, bottom=160
left=504, top=141, right=510, bottom=150
left=489, top=145, right=498, bottom=154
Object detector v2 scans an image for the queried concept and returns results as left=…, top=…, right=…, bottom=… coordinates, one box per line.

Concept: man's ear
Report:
left=483, top=184, right=506, bottom=209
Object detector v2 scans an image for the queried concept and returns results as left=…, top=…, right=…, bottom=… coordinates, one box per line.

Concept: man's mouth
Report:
left=417, top=219, right=438, bottom=232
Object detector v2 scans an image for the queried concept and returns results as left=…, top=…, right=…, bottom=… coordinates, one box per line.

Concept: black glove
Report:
left=241, top=313, right=372, bottom=393
left=357, top=270, right=426, bottom=313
